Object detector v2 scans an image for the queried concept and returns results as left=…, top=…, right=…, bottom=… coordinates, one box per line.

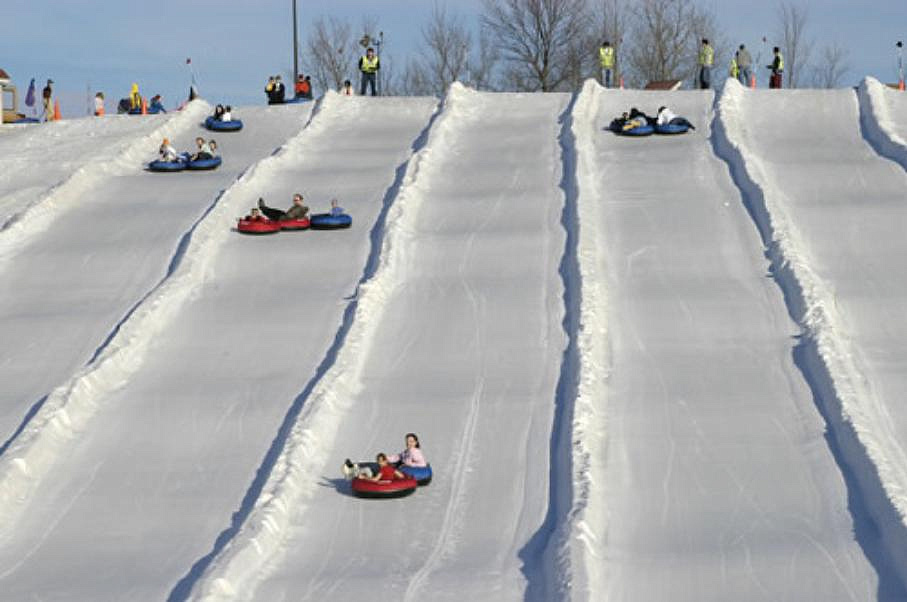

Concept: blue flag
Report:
left=25, top=78, right=36, bottom=107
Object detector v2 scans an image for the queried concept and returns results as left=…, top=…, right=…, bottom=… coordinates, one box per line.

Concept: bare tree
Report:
left=411, top=3, right=473, bottom=96
left=303, top=17, right=358, bottom=93
left=776, top=1, right=812, bottom=88
left=481, top=0, right=591, bottom=92
left=625, top=0, right=698, bottom=85
left=596, top=0, right=629, bottom=85
left=467, top=27, right=500, bottom=91
left=811, top=42, right=849, bottom=88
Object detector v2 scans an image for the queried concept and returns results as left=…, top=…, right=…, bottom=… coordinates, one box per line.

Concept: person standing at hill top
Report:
left=359, top=47, right=380, bottom=96
left=768, top=46, right=784, bottom=89
left=599, top=40, right=615, bottom=88
left=129, top=83, right=142, bottom=111
left=42, top=79, right=53, bottom=122
left=735, top=44, right=753, bottom=86
left=698, top=39, right=714, bottom=89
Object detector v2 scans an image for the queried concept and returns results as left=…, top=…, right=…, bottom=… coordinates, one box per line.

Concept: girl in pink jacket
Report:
left=388, top=433, right=427, bottom=467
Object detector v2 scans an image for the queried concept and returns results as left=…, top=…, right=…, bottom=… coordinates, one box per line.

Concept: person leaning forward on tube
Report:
left=359, top=47, right=380, bottom=96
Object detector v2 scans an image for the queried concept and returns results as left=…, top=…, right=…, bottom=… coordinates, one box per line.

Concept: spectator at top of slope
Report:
left=735, top=44, right=753, bottom=86
left=698, top=39, right=714, bottom=90
left=341, top=80, right=354, bottom=96
left=599, top=40, right=616, bottom=88
left=129, top=83, right=142, bottom=110
left=149, top=95, right=166, bottom=113
left=768, top=47, right=784, bottom=89
left=359, top=47, right=380, bottom=96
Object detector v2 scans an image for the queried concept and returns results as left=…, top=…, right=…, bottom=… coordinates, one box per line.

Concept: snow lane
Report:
left=239, top=86, right=569, bottom=602
left=858, top=77, right=907, bottom=171
left=0, top=104, right=312, bottom=519
left=578, top=85, right=878, bottom=601
left=719, top=81, right=907, bottom=594
left=0, top=95, right=437, bottom=601
left=0, top=115, right=169, bottom=226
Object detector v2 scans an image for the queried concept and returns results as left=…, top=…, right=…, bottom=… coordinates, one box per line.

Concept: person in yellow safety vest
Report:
left=129, top=83, right=142, bottom=111
left=768, top=46, right=784, bottom=89
left=599, top=41, right=615, bottom=88
left=698, top=39, right=714, bottom=89
left=729, top=56, right=739, bottom=79
left=358, top=47, right=380, bottom=96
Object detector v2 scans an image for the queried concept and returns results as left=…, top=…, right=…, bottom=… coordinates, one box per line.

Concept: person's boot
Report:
left=258, top=198, right=265, bottom=210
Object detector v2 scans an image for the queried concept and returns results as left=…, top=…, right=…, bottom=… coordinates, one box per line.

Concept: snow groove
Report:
left=183, top=86, right=466, bottom=602
left=0, top=100, right=210, bottom=267
left=857, top=76, right=907, bottom=171
left=517, top=89, right=583, bottom=602
left=713, top=80, right=907, bottom=592
left=0, top=94, right=327, bottom=540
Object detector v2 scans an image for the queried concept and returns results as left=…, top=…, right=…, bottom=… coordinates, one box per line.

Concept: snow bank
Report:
left=857, top=76, right=907, bottom=170
left=0, top=95, right=326, bottom=536
left=554, top=78, right=610, bottom=600
left=714, top=78, right=907, bottom=586
left=185, top=87, right=462, bottom=602
left=0, top=101, right=211, bottom=266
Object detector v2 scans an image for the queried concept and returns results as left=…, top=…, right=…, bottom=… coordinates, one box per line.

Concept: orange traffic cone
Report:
left=53, top=99, right=61, bottom=121
left=900, top=79, right=906, bottom=91
left=750, top=73, right=757, bottom=89
left=619, top=75, right=625, bottom=89
left=141, top=97, right=148, bottom=115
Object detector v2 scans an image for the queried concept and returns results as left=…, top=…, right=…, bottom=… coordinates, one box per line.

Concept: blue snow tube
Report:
left=654, top=122, right=691, bottom=135
left=310, top=213, right=352, bottom=230
left=128, top=106, right=164, bottom=115
left=399, top=464, right=433, bottom=485
left=186, top=156, right=222, bottom=171
left=12, top=117, right=40, bottom=124
left=148, top=160, right=186, bottom=172
left=618, top=124, right=655, bottom=137
left=205, top=116, right=243, bottom=132
left=285, top=96, right=313, bottom=104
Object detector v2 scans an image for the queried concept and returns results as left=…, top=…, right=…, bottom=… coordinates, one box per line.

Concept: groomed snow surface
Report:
left=1, top=79, right=906, bottom=601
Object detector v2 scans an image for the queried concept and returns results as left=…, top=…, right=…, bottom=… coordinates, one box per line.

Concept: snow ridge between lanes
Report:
left=555, top=79, right=610, bottom=601
left=186, top=85, right=463, bottom=602
left=857, top=76, right=907, bottom=170
left=0, top=94, right=328, bottom=539
left=0, top=100, right=211, bottom=266
left=715, top=79, right=907, bottom=589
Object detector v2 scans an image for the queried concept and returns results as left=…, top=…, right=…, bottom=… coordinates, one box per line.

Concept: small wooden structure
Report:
left=644, top=79, right=683, bottom=91
left=0, top=68, right=25, bottom=123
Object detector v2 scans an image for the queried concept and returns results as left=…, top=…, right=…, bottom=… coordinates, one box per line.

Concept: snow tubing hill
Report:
left=237, top=218, right=281, bottom=235
left=655, top=122, right=691, bottom=135
left=186, top=156, right=222, bottom=170
left=310, top=213, right=352, bottom=230
left=205, top=116, right=243, bottom=132
left=399, top=464, right=433, bottom=485
left=148, top=160, right=185, bottom=172
left=351, top=476, right=418, bottom=499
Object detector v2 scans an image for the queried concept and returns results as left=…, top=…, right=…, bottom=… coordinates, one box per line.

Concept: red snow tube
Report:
left=237, top=218, right=281, bottom=235
left=351, top=477, right=418, bottom=499
left=280, top=218, right=311, bottom=230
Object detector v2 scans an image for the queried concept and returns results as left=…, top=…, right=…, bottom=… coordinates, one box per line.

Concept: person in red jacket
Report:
left=367, top=453, right=405, bottom=482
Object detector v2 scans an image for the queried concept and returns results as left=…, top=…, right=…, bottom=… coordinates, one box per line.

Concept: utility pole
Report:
left=376, top=31, right=384, bottom=96
left=292, top=0, right=299, bottom=84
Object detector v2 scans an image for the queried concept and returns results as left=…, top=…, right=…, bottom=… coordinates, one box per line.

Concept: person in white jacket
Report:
left=656, top=106, right=696, bottom=130
left=159, top=138, right=180, bottom=162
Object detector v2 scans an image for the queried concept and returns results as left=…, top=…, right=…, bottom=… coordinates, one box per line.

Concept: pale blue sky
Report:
left=2, top=0, right=905, bottom=115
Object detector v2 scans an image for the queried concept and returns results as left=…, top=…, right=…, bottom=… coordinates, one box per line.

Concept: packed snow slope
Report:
left=0, top=103, right=310, bottom=448
left=720, top=80, right=907, bottom=592
left=0, top=95, right=436, bottom=601
left=215, top=85, right=569, bottom=602
left=567, top=83, right=884, bottom=601
left=2, top=83, right=907, bottom=602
